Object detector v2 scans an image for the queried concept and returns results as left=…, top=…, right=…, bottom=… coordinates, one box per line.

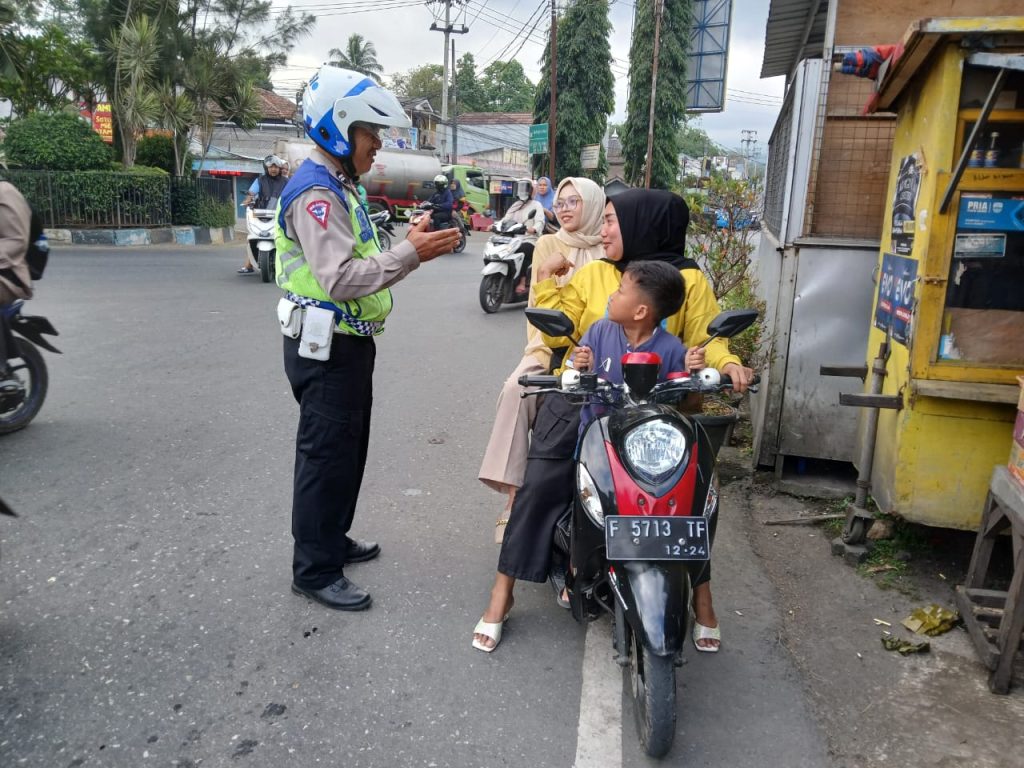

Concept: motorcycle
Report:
left=245, top=205, right=277, bottom=283
left=479, top=218, right=531, bottom=314
left=369, top=209, right=396, bottom=251
left=519, top=307, right=759, bottom=759
left=1, top=300, right=61, bottom=434
left=408, top=202, right=467, bottom=254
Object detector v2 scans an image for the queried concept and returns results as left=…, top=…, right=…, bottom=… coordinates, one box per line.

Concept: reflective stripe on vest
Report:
left=274, top=159, right=391, bottom=336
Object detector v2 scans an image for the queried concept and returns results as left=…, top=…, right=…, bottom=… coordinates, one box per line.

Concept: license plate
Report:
left=604, top=515, right=710, bottom=561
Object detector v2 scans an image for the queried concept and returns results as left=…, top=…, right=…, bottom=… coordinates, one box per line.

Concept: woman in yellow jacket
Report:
left=472, top=189, right=753, bottom=654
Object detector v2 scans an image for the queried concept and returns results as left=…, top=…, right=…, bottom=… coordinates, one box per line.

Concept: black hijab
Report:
left=607, top=189, right=697, bottom=271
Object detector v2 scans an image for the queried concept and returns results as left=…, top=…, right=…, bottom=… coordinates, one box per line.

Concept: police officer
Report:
left=275, top=66, right=460, bottom=611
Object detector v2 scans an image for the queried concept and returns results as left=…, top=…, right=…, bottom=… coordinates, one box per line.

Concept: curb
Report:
left=45, top=226, right=237, bottom=247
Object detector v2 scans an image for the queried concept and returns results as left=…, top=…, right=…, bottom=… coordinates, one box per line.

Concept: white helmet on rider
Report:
left=515, top=178, right=534, bottom=202
left=302, top=65, right=411, bottom=160
left=263, top=155, right=286, bottom=173
left=434, top=174, right=449, bottom=191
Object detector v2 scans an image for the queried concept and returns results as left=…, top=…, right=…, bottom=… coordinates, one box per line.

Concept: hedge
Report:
left=3, top=112, right=112, bottom=171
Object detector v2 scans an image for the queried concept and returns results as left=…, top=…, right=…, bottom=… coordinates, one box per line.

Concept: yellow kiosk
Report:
left=852, top=17, right=1024, bottom=536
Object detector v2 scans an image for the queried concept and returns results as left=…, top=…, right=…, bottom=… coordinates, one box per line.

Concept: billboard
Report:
left=686, top=0, right=732, bottom=113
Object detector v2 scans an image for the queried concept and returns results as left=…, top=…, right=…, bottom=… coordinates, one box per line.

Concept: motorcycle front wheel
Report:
left=0, top=338, right=48, bottom=434
left=479, top=274, right=505, bottom=314
left=626, top=625, right=676, bottom=758
left=453, top=227, right=467, bottom=254
left=259, top=249, right=275, bottom=283
left=377, top=229, right=392, bottom=251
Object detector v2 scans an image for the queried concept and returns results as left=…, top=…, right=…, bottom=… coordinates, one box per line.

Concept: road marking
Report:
left=573, top=619, right=622, bottom=768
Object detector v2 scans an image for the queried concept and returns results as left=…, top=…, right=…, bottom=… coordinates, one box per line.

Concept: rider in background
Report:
left=497, top=178, right=545, bottom=292
left=428, top=174, right=454, bottom=231
left=238, top=155, right=288, bottom=274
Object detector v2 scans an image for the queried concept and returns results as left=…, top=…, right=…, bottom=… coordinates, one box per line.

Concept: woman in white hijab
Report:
left=478, top=177, right=607, bottom=542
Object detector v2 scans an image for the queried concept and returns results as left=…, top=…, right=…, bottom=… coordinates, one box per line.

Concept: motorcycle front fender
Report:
left=615, top=560, right=690, bottom=657
left=256, top=240, right=274, bottom=252
left=481, top=261, right=511, bottom=277
left=11, top=315, right=61, bottom=354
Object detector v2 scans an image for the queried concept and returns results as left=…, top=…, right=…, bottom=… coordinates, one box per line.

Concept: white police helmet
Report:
left=302, top=65, right=411, bottom=159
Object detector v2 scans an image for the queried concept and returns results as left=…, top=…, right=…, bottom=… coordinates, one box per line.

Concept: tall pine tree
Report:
left=533, top=0, right=614, bottom=182
left=623, top=0, right=692, bottom=188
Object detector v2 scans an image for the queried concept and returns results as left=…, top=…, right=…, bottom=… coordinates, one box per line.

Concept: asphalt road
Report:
left=1, top=233, right=827, bottom=767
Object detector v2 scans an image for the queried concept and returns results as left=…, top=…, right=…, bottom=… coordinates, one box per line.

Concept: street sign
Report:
left=580, top=144, right=601, bottom=170
left=529, top=123, right=549, bottom=155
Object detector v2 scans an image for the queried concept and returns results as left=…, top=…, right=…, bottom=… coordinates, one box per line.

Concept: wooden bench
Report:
left=955, top=465, right=1024, bottom=694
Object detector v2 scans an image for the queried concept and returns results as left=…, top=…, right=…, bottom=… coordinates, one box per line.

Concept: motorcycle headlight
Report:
left=623, top=421, right=686, bottom=485
left=577, top=463, right=605, bottom=527
left=703, top=471, right=719, bottom=517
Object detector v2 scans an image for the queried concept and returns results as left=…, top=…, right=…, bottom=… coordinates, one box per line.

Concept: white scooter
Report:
left=245, top=203, right=277, bottom=283
left=479, top=218, right=531, bottom=314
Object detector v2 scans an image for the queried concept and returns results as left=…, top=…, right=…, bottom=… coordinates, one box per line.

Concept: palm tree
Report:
left=328, top=34, right=384, bottom=82
left=108, top=15, right=162, bottom=168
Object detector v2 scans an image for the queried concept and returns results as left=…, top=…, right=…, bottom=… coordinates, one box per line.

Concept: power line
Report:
left=478, top=0, right=547, bottom=69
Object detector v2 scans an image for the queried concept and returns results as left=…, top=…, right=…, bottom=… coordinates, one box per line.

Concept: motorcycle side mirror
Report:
left=524, top=308, right=580, bottom=346
left=699, top=309, right=759, bottom=348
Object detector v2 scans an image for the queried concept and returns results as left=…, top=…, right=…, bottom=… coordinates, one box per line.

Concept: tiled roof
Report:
left=455, top=112, right=533, bottom=126
left=255, top=88, right=299, bottom=121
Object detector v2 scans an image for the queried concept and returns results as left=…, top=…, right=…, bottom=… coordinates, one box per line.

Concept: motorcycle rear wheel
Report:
left=259, top=248, right=275, bottom=283
left=453, top=228, right=467, bottom=254
left=479, top=274, right=505, bottom=314
left=626, top=625, right=677, bottom=758
left=0, top=339, right=48, bottom=434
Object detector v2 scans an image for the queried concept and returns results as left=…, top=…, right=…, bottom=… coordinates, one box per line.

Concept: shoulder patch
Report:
left=306, top=199, right=331, bottom=229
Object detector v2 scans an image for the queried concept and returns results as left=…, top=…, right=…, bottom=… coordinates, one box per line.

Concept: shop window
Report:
left=940, top=192, right=1024, bottom=366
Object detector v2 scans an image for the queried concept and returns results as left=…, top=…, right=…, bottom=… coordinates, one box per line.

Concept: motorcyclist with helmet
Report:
left=496, top=178, right=545, bottom=292
left=238, top=155, right=289, bottom=274
left=427, top=173, right=455, bottom=231
left=275, top=65, right=460, bottom=611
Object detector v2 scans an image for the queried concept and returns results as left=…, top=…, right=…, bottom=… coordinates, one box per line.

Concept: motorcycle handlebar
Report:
left=518, top=374, right=559, bottom=388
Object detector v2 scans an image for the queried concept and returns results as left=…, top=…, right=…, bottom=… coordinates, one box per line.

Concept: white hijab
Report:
left=553, top=177, right=605, bottom=272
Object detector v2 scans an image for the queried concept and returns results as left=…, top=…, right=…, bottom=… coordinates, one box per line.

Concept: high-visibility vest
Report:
left=274, top=159, right=391, bottom=336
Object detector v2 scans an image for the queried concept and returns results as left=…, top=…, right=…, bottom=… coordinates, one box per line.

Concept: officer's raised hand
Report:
left=406, top=215, right=461, bottom=262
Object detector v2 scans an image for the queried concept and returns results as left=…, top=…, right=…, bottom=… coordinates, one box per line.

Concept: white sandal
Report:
left=472, top=617, right=506, bottom=653
left=692, top=621, right=721, bottom=653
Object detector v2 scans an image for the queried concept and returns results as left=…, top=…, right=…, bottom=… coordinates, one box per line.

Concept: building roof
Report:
left=455, top=112, right=533, bottom=126
left=760, top=0, right=829, bottom=79
left=255, top=88, right=298, bottom=122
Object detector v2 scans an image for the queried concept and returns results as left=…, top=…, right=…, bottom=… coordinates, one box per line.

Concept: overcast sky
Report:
left=270, top=0, right=784, bottom=158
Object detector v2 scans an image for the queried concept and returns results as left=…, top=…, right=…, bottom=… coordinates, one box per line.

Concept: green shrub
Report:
left=3, top=112, right=111, bottom=171
left=136, top=134, right=193, bottom=175
left=170, top=181, right=235, bottom=227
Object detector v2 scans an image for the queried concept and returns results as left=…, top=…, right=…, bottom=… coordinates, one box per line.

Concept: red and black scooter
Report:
left=520, top=308, right=759, bottom=759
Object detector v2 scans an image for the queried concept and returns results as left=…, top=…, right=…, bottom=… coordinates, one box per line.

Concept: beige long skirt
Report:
left=477, top=353, right=547, bottom=493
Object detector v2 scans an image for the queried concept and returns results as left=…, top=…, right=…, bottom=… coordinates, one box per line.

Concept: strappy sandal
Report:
left=692, top=621, right=721, bottom=653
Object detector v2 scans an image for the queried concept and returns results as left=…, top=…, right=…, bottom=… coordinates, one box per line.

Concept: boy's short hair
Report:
left=624, top=261, right=685, bottom=322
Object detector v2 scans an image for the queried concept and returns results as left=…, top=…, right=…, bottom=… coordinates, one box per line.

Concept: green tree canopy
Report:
left=328, top=34, right=384, bottom=81
left=390, top=63, right=443, bottom=104
left=623, top=0, right=693, bottom=188
left=534, top=0, right=614, bottom=181
left=0, top=24, right=100, bottom=116
left=3, top=111, right=111, bottom=170
left=454, top=52, right=483, bottom=113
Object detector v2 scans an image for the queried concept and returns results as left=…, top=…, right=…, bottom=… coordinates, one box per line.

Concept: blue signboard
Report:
left=874, top=252, right=917, bottom=345
left=686, top=0, right=732, bottom=112
left=957, top=194, right=1024, bottom=232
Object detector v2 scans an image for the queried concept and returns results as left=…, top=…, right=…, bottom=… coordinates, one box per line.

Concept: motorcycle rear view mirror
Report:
left=699, top=309, right=759, bottom=348
left=524, top=308, right=580, bottom=346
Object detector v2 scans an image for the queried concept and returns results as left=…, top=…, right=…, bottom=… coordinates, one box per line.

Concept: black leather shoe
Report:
left=346, top=539, right=381, bottom=564
left=291, top=577, right=372, bottom=611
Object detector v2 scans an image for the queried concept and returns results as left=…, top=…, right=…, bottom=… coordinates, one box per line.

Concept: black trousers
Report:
left=283, top=333, right=375, bottom=589
left=498, top=395, right=580, bottom=582
left=519, top=242, right=535, bottom=281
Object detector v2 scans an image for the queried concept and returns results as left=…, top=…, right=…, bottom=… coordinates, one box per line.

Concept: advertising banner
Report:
left=92, top=103, right=113, bottom=144
left=874, top=252, right=917, bottom=345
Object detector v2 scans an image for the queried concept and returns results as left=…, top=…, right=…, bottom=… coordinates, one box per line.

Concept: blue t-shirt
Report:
left=571, top=319, right=687, bottom=430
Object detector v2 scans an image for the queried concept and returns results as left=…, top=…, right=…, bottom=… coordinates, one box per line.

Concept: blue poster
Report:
left=957, top=194, right=1024, bottom=232
left=874, top=252, right=917, bottom=345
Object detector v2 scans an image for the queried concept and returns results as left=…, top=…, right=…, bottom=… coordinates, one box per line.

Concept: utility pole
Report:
left=741, top=130, right=757, bottom=179
left=451, top=40, right=458, bottom=162
left=548, top=0, right=557, bottom=180
left=429, top=0, right=468, bottom=161
left=644, top=0, right=665, bottom=189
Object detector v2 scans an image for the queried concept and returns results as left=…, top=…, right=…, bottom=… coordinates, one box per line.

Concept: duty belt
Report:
left=286, top=293, right=384, bottom=337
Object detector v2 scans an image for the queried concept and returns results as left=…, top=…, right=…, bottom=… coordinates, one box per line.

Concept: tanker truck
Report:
left=275, top=138, right=442, bottom=221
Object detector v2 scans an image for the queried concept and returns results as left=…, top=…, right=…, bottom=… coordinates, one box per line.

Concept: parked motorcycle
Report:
left=408, top=202, right=467, bottom=253
left=245, top=205, right=277, bottom=283
left=479, top=219, right=531, bottom=314
left=369, top=209, right=396, bottom=251
left=1, top=300, right=61, bottom=434
left=519, top=307, right=759, bottom=759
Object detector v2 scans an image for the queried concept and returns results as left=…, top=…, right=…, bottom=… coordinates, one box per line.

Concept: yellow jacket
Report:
left=533, top=259, right=741, bottom=372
